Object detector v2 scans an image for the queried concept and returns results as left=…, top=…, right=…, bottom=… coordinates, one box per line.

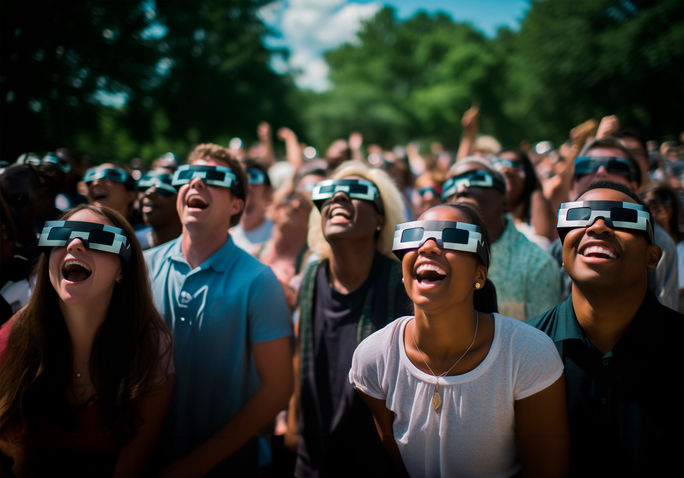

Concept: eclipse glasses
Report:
left=137, top=172, right=177, bottom=196
left=39, top=220, right=132, bottom=262
left=311, top=178, right=384, bottom=214
left=573, top=156, right=633, bottom=178
left=557, top=200, right=653, bottom=244
left=441, top=170, right=506, bottom=201
left=171, top=164, right=243, bottom=198
left=83, top=167, right=130, bottom=184
left=392, top=220, right=489, bottom=267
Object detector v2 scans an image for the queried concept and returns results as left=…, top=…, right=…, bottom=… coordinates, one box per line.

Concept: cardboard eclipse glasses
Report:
left=39, top=220, right=132, bottom=262
left=311, top=178, right=384, bottom=214
left=392, top=220, right=489, bottom=267
left=441, top=170, right=506, bottom=201
left=171, top=164, right=243, bottom=198
left=557, top=200, right=653, bottom=244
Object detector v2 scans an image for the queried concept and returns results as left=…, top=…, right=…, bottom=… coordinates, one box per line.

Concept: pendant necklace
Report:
left=412, top=312, right=479, bottom=413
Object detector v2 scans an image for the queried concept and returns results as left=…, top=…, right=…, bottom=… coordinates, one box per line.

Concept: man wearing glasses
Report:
left=550, top=137, right=678, bottom=309
left=527, top=181, right=683, bottom=477
left=144, top=143, right=293, bottom=476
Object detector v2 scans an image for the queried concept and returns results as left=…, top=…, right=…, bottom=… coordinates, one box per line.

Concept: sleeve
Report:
left=525, top=252, right=561, bottom=318
left=654, top=230, right=679, bottom=309
left=511, top=320, right=564, bottom=400
left=247, top=267, right=294, bottom=343
left=348, top=324, right=392, bottom=400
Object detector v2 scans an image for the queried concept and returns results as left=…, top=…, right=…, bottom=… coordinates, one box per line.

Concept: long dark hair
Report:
left=442, top=203, right=498, bottom=314
left=0, top=204, right=172, bottom=440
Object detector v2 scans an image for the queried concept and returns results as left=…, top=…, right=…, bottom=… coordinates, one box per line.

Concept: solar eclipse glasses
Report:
left=311, top=178, right=384, bottom=214
left=83, top=167, right=130, bottom=184
left=557, top=200, right=653, bottom=244
left=441, top=170, right=506, bottom=201
left=39, top=220, right=132, bottom=262
left=137, top=171, right=177, bottom=196
left=392, top=220, right=489, bottom=267
left=171, top=164, right=244, bottom=198
left=573, top=156, right=633, bottom=178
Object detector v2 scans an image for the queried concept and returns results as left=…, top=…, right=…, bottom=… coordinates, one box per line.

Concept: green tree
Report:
left=505, top=0, right=684, bottom=143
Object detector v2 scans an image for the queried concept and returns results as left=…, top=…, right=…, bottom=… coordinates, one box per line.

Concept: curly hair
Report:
left=307, top=161, right=406, bottom=260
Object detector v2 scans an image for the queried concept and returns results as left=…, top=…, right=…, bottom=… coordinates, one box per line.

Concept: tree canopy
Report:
left=1, top=0, right=681, bottom=164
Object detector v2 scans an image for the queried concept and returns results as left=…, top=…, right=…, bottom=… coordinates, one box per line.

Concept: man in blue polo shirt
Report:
left=527, top=180, right=683, bottom=477
left=145, top=143, right=293, bottom=476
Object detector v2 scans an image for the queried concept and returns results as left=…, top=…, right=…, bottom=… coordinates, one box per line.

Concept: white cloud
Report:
left=266, top=1, right=381, bottom=91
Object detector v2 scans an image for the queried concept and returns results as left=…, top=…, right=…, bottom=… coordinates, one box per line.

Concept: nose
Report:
left=585, top=217, right=613, bottom=236
left=417, top=238, right=442, bottom=256
left=65, top=237, right=87, bottom=252
left=594, top=165, right=609, bottom=178
left=189, top=176, right=205, bottom=189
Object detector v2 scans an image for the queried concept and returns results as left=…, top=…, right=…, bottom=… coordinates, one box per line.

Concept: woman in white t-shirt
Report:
left=349, top=203, right=569, bottom=477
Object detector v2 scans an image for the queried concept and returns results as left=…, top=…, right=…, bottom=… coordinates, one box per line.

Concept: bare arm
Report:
left=356, top=390, right=409, bottom=477
left=278, top=127, right=303, bottom=172
left=114, top=374, right=174, bottom=477
left=514, top=375, right=570, bottom=478
left=529, top=189, right=558, bottom=241
left=257, top=121, right=276, bottom=167
left=456, top=105, right=479, bottom=161
left=158, top=337, right=294, bottom=477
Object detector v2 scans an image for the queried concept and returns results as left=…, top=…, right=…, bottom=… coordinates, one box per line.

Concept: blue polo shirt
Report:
left=145, top=234, right=292, bottom=460
left=527, top=293, right=684, bottom=477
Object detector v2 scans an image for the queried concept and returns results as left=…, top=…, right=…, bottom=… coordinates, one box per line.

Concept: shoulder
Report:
left=496, top=313, right=557, bottom=347
left=353, top=316, right=408, bottom=368
left=525, top=300, right=565, bottom=332
left=144, top=237, right=179, bottom=268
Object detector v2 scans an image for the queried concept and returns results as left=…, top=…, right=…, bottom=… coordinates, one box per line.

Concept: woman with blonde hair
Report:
left=287, top=161, right=412, bottom=477
left=0, top=204, right=173, bottom=477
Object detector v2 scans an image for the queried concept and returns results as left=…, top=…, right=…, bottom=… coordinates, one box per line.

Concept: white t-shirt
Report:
left=349, top=314, right=563, bottom=478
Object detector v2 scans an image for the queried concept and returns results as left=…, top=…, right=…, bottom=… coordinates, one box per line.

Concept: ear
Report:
left=376, top=214, right=385, bottom=232
left=646, top=244, right=662, bottom=269
left=475, top=264, right=487, bottom=286
left=230, top=198, right=245, bottom=216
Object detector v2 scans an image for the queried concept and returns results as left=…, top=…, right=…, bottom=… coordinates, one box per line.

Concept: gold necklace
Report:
left=412, top=312, right=479, bottom=413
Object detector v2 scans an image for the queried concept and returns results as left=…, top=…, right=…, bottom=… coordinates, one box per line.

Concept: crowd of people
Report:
left=0, top=111, right=683, bottom=477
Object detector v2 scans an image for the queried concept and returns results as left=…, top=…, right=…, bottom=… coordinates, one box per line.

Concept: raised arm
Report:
left=278, top=127, right=304, bottom=172
left=257, top=121, right=276, bottom=167
left=514, top=375, right=570, bottom=478
left=456, top=105, right=480, bottom=161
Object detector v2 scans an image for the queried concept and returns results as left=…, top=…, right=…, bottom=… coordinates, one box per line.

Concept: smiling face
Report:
left=48, top=208, right=123, bottom=307
left=320, top=175, right=384, bottom=244
left=402, top=205, right=487, bottom=314
left=176, top=158, right=244, bottom=235
left=85, top=163, right=136, bottom=217
left=562, top=188, right=661, bottom=292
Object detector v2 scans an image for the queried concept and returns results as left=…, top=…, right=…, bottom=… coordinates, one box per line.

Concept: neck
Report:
left=571, top=282, right=646, bottom=353
left=510, top=200, right=527, bottom=223
left=241, top=214, right=265, bottom=232
left=181, top=226, right=228, bottom=268
left=489, top=214, right=507, bottom=243
left=269, top=226, right=305, bottom=255
left=152, top=222, right=182, bottom=247
left=60, top=299, right=109, bottom=374
left=327, top=242, right=376, bottom=293
left=413, top=303, right=479, bottom=359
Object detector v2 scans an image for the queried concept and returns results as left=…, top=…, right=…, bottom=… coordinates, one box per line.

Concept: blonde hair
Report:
left=307, top=160, right=406, bottom=260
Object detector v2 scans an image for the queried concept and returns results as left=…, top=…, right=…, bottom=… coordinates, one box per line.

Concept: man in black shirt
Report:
left=527, top=180, right=684, bottom=477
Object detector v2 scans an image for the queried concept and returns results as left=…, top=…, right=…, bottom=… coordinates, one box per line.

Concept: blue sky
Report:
left=260, top=0, right=529, bottom=91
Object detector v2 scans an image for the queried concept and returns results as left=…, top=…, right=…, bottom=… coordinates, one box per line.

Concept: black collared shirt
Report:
left=527, top=293, right=684, bottom=477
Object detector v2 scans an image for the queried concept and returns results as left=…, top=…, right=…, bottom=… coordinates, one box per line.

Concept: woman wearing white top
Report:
left=349, top=203, right=569, bottom=477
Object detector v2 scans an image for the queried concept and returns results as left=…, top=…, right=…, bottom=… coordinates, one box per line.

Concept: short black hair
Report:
left=575, top=179, right=645, bottom=206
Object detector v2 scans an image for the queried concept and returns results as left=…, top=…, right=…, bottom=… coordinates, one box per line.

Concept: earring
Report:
left=376, top=225, right=382, bottom=231
left=474, top=282, right=481, bottom=290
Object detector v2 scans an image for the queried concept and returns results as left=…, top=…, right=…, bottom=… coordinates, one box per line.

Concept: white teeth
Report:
left=582, top=245, right=617, bottom=259
left=64, top=259, right=92, bottom=272
left=416, top=263, right=447, bottom=276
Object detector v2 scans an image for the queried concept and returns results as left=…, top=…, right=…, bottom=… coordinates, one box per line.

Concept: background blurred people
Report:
left=231, top=158, right=274, bottom=252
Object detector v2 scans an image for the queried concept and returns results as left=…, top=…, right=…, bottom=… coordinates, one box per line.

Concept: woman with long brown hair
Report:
left=0, top=204, right=173, bottom=477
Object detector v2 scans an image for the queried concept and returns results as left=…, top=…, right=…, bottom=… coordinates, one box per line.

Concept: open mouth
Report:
left=415, top=263, right=447, bottom=283
left=186, top=195, right=208, bottom=209
left=62, top=260, right=92, bottom=282
left=580, top=245, right=618, bottom=259
left=329, top=207, right=351, bottom=220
